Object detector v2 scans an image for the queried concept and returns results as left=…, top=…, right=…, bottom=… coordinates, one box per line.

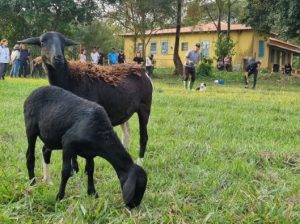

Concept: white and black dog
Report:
left=196, top=82, right=207, bottom=91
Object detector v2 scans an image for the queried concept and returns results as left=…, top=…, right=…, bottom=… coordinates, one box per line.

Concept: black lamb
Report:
left=24, top=86, right=147, bottom=209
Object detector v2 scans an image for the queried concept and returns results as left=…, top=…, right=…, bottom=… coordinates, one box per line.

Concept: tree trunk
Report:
left=216, top=0, right=222, bottom=36
left=173, top=0, right=183, bottom=76
left=227, top=0, right=231, bottom=39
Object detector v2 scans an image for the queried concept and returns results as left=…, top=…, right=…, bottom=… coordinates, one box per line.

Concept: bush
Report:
left=196, top=60, right=213, bottom=77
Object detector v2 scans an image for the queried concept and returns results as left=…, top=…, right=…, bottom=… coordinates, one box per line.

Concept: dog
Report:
left=196, top=82, right=207, bottom=91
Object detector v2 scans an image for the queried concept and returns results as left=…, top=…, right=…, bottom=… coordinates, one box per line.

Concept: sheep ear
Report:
left=122, top=172, right=137, bottom=205
left=65, top=38, right=79, bottom=46
left=17, top=37, right=40, bottom=46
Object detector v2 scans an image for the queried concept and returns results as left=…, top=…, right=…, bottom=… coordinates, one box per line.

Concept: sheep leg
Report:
left=137, top=106, right=150, bottom=161
left=26, top=134, right=37, bottom=185
left=56, top=147, right=73, bottom=200
left=121, top=121, right=130, bottom=149
left=71, top=155, right=79, bottom=174
left=42, top=146, right=52, bottom=184
left=85, top=158, right=98, bottom=197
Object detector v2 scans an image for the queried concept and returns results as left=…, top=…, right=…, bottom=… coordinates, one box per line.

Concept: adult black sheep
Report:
left=24, top=86, right=147, bottom=209
left=18, top=32, right=152, bottom=182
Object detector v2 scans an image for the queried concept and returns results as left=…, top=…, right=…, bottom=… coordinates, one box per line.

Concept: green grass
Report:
left=0, top=72, right=299, bottom=223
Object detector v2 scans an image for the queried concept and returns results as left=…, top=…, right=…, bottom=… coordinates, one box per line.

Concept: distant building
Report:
left=123, top=22, right=300, bottom=72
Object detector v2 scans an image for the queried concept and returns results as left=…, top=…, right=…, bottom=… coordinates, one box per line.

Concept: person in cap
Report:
left=184, top=43, right=201, bottom=89
left=10, top=44, right=20, bottom=78
left=245, top=60, right=261, bottom=89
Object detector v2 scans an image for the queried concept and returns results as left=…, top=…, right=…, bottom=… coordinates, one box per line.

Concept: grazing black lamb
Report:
left=24, top=86, right=147, bottom=209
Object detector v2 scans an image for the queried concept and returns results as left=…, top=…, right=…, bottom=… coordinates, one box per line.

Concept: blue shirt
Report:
left=19, top=49, right=30, bottom=62
left=0, top=46, right=10, bottom=63
left=108, top=52, right=118, bottom=65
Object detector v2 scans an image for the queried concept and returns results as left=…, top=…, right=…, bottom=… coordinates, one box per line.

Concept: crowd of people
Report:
left=78, top=47, right=155, bottom=76
left=0, top=38, right=156, bottom=80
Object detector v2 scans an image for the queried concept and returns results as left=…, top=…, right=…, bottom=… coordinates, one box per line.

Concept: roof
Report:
left=268, top=37, right=300, bottom=54
left=123, top=22, right=252, bottom=36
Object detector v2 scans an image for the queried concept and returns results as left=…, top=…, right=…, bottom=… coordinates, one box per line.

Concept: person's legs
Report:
left=184, top=67, right=190, bottom=89
left=19, top=61, right=24, bottom=77
left=23, top=62, right=28, bottom=78
left=252, top=70, right=258, bottom=89
left=245, top=70, right=252, bottom=88
left=189, top=67, right=196, bottom=90
left=0, top=63, right=8, bottom=80
left=0, top=63, right=5, bottom=80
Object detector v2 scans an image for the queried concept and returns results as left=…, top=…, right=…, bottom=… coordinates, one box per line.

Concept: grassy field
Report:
left=0, top=71, right=300, bottom=223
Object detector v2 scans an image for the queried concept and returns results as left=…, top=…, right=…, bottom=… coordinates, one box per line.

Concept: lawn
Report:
left=0, top=71, right=299, bottom=223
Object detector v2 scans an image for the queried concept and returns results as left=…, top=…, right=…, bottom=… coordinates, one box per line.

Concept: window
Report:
left=258, top=40, right=265, bottom=57
left=201, top=40, right=210, bottom=57
left=270, top=48, right=275, bottom=63
left=181, top=42, right=188, bottom=51
left=137, top=43, right=143, bottom=52
left=161, top=41, right=168, bottom=55
left=150, top=42, right=157, bottom=54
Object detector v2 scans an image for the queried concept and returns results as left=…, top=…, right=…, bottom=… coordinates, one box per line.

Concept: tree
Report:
left=242, top=0, right=300, bottom=39
left=0, top=0, right=99, bottom=44
left=173, top=0, right=183, bottom=76
left=103, top=0, right=174, bottom=58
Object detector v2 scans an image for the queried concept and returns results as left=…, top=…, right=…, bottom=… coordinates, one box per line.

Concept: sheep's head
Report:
left=18, top=32, right=78, bottom=69
left=122, top=164, right=147, bottom=209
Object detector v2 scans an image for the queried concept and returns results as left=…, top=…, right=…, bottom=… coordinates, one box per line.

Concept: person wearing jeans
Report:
left=0, top=39, right=10, bottom=80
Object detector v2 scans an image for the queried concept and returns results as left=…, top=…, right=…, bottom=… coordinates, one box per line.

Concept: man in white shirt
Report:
left=90, top=47, right=99, bottom=64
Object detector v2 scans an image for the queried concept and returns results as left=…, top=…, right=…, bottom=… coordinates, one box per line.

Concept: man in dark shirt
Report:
left=98, top=47, right=105, bottom=65
left=245, top=60, right=261, bottom=89
left=118, top=49, right=126, bottom=64
left=19, top=44, right=30, bottom=77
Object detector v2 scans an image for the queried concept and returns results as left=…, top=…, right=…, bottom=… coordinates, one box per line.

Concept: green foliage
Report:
left=242, top=0, right=300, bottom=38
left=0, top=0, right=99, bottom=45
left=214, top=34, right=236, bottom=59
left=75, top=22, right=124, bottom=55
left=196, top=59, right=213, bottom=77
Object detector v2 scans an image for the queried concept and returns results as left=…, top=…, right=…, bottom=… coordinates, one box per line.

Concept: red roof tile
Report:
left=123, top=22, right=252, bottom=36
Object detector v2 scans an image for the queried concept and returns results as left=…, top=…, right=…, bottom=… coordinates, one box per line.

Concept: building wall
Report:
left=124, top=30, right=271, bottom=69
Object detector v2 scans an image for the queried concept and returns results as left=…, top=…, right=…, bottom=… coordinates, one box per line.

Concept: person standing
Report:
left=145, top=54, right=154, bottom=77
left=19, top=44, right=30, bottom=78
left=10, top=44, right=20, bottom=78
left=133, top=51, right=144, bottom=64
left=98, top=47, right=105, bottom=65
left=79, top=49, right=87, bottom=62
left=224, top=55, right=232, bottom=71
left=245, top=60, right=261, bottom=89
left=118, top=49, right=126, bottom=64
left=108, top=48, right=118, bottom=65
left=184, top=43, right=201, bottom=89
left=0, top=39, right=10, bottom=80
left=90, top=47, right=99, bottom=65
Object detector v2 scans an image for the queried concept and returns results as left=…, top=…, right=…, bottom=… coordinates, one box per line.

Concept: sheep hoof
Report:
left=29, top=177, right=36, bottom=186
left=136, top=158, right=144, bottom=166
left=56, top=193, right=64, bottom=201
left=88, top=190, right=99, bottom=198
left=42, top=178, right=53, bottom=185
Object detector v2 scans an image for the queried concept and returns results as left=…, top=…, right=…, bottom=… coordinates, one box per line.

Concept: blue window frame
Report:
left=161, top=41, right=168, bottom=55
left=201, top=40, right=209, bottom=57
left=258, top=40, right=265, bottom=57
left=150, top=42, right=157, bottom=54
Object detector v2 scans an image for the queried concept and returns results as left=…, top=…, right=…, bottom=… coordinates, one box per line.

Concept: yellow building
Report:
left=123, top=22, right=300, bottom=71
